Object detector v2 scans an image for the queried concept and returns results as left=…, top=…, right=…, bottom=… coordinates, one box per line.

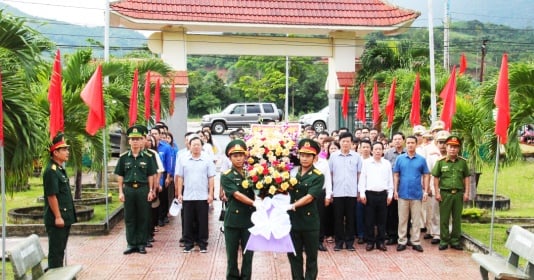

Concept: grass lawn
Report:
left=462, top=160, right=534, bottom=257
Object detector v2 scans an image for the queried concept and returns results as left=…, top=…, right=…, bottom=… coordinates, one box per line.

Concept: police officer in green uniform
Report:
left=43, top=133, right=77, bottom=268
left=432, top=136, right=470, bottom=251
left=287, top=139, right=325, bottom=280
left=114, top=125, right=157, bottom=254
left=221, top=139, right=257, bottom=280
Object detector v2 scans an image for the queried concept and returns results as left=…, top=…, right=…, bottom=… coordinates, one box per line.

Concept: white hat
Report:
left=169, top=198, right=182, bottom=216
left=413, top=125, right=426, bottom=136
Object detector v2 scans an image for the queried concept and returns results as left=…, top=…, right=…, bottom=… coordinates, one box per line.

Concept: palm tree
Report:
left=0, top=10, right=51, bottom=192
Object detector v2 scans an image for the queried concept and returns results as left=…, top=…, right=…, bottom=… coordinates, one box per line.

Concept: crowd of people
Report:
left=37, top=120, right=469, bottom=279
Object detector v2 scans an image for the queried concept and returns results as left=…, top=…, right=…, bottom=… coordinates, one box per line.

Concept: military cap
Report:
left=445, top=135, right=461, bottom=146
left=127, top=125, right=147, bottom=138
left=436, top=130, right=451, bottom=141
left=225, top=139, right=247, bottom=156
left=50, top=132, right=70, bottom=152
left=298, top=139, right=320, bottom=155
left=430, top=120, right=445, bottom=132
left=413, top=125, right=426, bottom=136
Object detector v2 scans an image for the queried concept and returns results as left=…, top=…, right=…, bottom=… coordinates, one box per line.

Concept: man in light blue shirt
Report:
left=328, top=132, right=362, bottom=251
left=393, top=136, right=429, bottom=253
left=175, top=137, right=216, bottom=253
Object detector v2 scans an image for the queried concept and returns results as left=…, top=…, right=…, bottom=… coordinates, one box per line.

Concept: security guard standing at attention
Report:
left=432, top=136, right=470, bottom=251
left=43, top=133, right=77, bottom=268
left=287, top=139, right=325, bottom=280
left=115, top=125, right=157, bottom=255
left=221, top=139, right=257, bottom=280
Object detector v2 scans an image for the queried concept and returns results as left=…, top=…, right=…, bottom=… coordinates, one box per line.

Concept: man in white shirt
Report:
left=358, top=142, right=393, bottom=251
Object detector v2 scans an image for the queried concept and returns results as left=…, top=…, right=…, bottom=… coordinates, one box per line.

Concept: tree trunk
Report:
left=75, top=170, right=82, bottom=199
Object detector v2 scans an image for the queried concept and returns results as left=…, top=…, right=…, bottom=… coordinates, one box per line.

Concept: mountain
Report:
left=0, top=4, right=147, bottom=57
left=388, top=0, right=534, bottom=29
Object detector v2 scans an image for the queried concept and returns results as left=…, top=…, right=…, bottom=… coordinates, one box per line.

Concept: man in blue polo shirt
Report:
left=393, top=135, right=430, bottom=253
left=150, top=126, right=175, bottom=227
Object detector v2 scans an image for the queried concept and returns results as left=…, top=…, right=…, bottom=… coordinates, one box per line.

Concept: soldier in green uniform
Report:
left=114, top=125, right=157, bottom=254
left=43, top=133, right=77, bottom=268
left=221, top=139, right=257, bottom=280
left=432, top=136, right=470, bottom=251
left=287, top=139, right=325, bottom=280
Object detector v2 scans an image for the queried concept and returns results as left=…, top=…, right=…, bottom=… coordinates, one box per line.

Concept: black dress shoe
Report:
left=438, top=244, right=448, bottom=250
left=431, top=239, right=440, bottom=245
left=148, top=237, right=155, bottom=243
left=365, top=244, right=374, bottom=251
left=377, top=244, right=387, bottom=251
left=346, top=245, right=356, bottom=251
left=396, top=244, right=407, bottom=251
left=123, top=247, right=138, bottom=255
left=334, top=243, right=343, bottom=251
left=357, top=238, right=365, bottom=244
left=412, top=245, right=424, bottom=252
left=318, top=244, right=327, bottom=251
left=145, top=242, right=153, bottom=248
left=451, top=244, right=463, bottom=251
left=158, top=220, right=165, bottom=227
left=423, top=234, right=433, bottom=240
left=385, top=238, right=397, bottom=245
left=138, top=246, right=147, bottom=254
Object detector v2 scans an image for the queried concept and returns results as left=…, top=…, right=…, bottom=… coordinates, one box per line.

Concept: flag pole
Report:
left=489, top=136, right=500, bottom=254
left=1, top=142, right=6, bottom=280
left=104, top=0, right=110, bottom=230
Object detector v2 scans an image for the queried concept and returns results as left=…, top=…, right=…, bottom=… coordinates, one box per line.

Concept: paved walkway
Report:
left=31, top=202, right=481, bottom=280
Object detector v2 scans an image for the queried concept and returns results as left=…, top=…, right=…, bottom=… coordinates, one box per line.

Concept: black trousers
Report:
left=158, top=173, right=169, bottom=222
left=333, top=196, right=356, bottom=246
left=386, top=198, right=399, bottom=239
left=46, top=224, right=71, bottom=268
left=365, top=190, right=388, bottom=245
left=183, top=200, right=209, bottom=248
left=315, top=189, right=326, bottom=242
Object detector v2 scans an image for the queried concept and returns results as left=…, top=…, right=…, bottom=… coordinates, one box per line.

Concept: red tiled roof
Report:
left=150, top=71, right=189, bottom=86
left=110, top=0, right=419, bottom=27
left=337, top=71, right=355, bottom=87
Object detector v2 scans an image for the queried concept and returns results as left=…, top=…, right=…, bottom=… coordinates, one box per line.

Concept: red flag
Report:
left=128, top=69, right=139, bottom=127
left=440, top=65, right=457, bottom=131
left=0, top=72, right=3, bottom=144
left=153, top=78, right=161, bottom=122
left=169, top=80, right=176, bottom=115
left=385, top=78, right=396, bottom=128
left=356, top=83, right=366, bottom=122
left=410, top=73, right=421, bottom=126
left=372, top=80, right=380, bottom=126
left=459, top=53, right=467, bottom=75
left=80, top=65, right=105, bottom=136
left=144, top=71, right=151, bottom=121
left=494, top=53, right=510, bottom=144
left=48, top=49, right=64, bottom=139
left=341, top=86, right=349, bottom=119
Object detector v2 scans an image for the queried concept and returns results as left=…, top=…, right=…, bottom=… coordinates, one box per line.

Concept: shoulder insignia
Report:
left=51, top=164, right=57, bottom=171
left=437, top=156, right=447, bottom=161
left=119, top=151, right=129, bottom=157
left=458, top=156, right=467, bottom=160
left=143, top=150, right=153, bottom=157
left=313, top=168, right=322, bottom=175
left=223, top=169, right=232, bottom=175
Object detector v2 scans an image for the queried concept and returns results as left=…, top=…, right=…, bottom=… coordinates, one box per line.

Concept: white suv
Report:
left=299, top=107, right=328, bottom=133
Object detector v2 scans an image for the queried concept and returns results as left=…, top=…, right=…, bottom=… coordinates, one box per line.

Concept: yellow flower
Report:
left=242, top=180, right=249, bottom=189
left=280, top=182, right=289, bottom=191
left=268, top=186, right=277, bottom=195
left=279, top=162, right=286, bottom=170
left=275, top=146, right=283, bottom=156
left=249, top=169, right=257, bottom=177
left=256, top=165, right=264, bottom=174
left=273, top=171, right=281, bottom=178
left=290, top=177, right=298, bottom=186
left=268, top=167, right=275, bottom=174
left=256, top=182, right=263, bottom=190
left=264, top=176, right=273, bottom=184
left=282, top=149, right=290, bottom=156
left=247, top=157, right=255, bottom=164
left=282, top=171, right=290, bottom=179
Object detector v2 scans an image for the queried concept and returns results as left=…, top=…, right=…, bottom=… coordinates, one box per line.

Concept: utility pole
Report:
left=428, top=0, right=437, bottom=122
left=479, top=40, right=489, bottom=83
left=443, top=0, right=450, bottom=70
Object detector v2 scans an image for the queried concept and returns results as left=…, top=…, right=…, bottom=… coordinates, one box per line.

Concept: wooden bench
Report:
left=472, top=225, right=534, bottom=280
left=7, top=234, right=82, bottom=280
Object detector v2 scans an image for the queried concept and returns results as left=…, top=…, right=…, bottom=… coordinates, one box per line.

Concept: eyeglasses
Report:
left=437, top=141, right=446, bottom=144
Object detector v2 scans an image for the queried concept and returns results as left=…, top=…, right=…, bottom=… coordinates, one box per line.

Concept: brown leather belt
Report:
left=441, top=189, right=461, bottom=194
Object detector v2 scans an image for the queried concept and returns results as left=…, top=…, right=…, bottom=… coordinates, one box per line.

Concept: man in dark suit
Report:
left=43, top=132, right=77, bottom=268
left=287, top=139, right=325, bottom=280
left=221, top=139, right=257, bottom=280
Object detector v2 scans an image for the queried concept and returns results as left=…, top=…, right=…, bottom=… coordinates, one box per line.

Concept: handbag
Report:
left=218, top=201, right=226, bottom=221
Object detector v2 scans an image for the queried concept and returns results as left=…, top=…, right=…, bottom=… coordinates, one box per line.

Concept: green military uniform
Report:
left=432, top=136, right=470, bottom=248
left=221, top=139, right=255, bottom=280
left=43, top=133, right=77, bottom=268
left=288, top=139, right=325, bottom=280
left=114, top=126, right=157, bottom=252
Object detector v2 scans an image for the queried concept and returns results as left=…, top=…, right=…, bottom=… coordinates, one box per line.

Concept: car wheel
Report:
left=313, top=121, right=327, bottom=133
left=211, top=121, right=226, bottom=135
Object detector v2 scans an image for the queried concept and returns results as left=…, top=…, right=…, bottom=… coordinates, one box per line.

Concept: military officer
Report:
left=114, top=125, right=157, bottom=254
left=221, top=139, right=257, bottom=280
left=43, top=133, right=77, bottom=268
left=287, top=139, right=325, bottom=280
left=432, top=136, right=470, bottom=251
